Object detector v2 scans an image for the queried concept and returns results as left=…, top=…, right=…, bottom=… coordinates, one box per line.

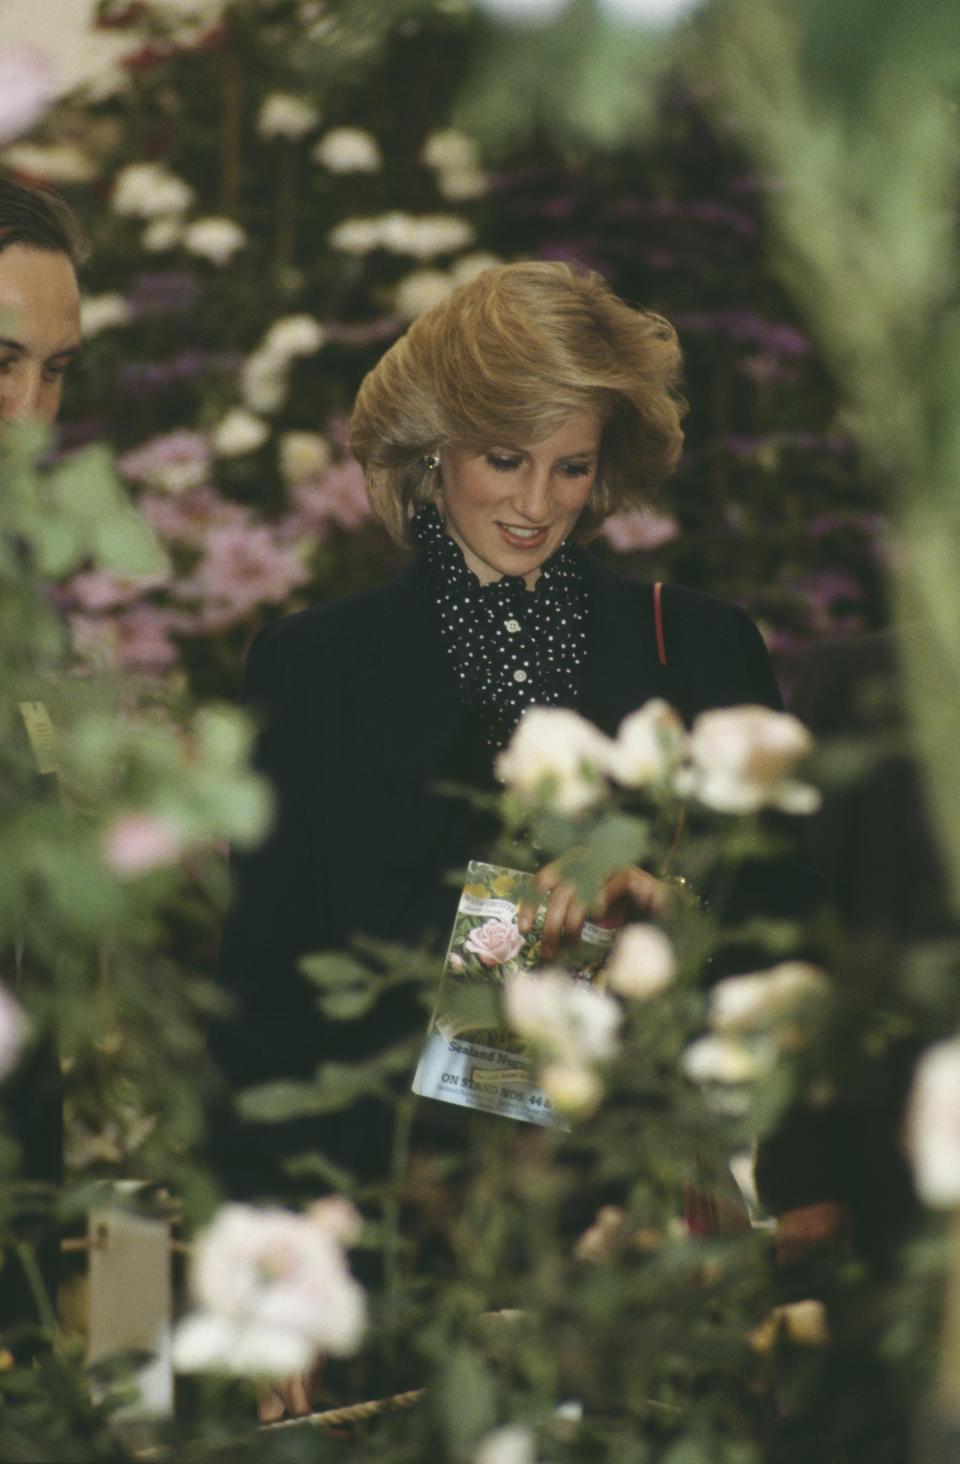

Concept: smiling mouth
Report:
left=498, top=522, right=549, bottom=543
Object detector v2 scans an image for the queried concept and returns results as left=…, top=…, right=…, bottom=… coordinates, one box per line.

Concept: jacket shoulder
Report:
left=246, top=567, right=416, bottom=667
left=659, top=581, right=783, bottom=713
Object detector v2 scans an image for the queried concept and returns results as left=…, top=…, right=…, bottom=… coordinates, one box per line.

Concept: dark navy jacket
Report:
left=210, top=548, right=783, bottom=1194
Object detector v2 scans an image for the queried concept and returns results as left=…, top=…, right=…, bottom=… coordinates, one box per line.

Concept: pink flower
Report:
left=66, top=569, right=169, bottom=612
left=102, top=813, right=185, bottom=876
left=282, top=458, right=372, bottom=539
left=464, top=918, right=524, bottom=967
left=140, top=485, right=252, bottom=547
left=70, top=606, right=181, bottom=676
left=118, top=430, right=213, bottom=493
left=0, top=47, right=56, bottom=144
left=600, top=507, right=680, bottom=553
left=0, top=984, right=27, bottom=1081
left=175, top=524, right=310, bottom=629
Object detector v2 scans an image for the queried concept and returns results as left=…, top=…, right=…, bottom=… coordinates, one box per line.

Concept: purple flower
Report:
left=126, top=271, right=200, bottom=314
left=66, top=569, right=169, bottom=611
left=70, top=605, right=181, bottom=676
left=282, top=458, right=371, bottom=540
left=140, top=485, right=252, bottom=546
left=174, top=524, right=311, bottom=630
left=674, top=309, right=811, bottom=358
left=323, top=317, right=405, bottom=346
left=118, top=430, right=213, bottom=492
left=600, top=507, right=680, bottom=552
left=117, top=350, right=242, bottom=399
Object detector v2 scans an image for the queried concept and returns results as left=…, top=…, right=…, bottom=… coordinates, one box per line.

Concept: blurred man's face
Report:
left=0, top=243, right=81, bottom=424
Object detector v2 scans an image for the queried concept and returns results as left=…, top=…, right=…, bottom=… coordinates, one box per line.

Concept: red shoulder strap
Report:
left=653, top=581, right=667, bottom=667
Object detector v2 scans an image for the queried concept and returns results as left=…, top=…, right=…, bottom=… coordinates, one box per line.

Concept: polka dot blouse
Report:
left=413, top=504, right=588, bottom=749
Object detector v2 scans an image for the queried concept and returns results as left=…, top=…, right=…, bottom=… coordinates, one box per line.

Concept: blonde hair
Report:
left=350, top=260, right=686, bottom=546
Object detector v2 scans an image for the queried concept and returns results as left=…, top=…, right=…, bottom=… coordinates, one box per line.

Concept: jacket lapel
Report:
left=346, top=555, right=475, bottom=784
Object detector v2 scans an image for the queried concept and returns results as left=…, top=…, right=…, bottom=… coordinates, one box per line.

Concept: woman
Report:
left=210, top=261, right=783, bottom=1201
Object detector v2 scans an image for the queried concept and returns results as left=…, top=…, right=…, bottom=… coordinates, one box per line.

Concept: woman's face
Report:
left=437, top=410, right=602, bottom=589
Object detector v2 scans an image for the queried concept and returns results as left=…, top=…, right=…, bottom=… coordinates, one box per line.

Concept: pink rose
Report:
left=102, top=813, right=184, bottom=876
left=464, top=918, right=524, bottom=968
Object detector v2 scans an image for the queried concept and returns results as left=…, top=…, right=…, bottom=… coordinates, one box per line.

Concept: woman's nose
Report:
left=514, top=467, right=551, bottom=520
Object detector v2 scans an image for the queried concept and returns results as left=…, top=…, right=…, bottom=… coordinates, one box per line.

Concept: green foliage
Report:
left=0, top=0, right=956, bottom=1458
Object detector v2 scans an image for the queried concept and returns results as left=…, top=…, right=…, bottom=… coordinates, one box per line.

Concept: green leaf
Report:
left=91, top=510, right=167, bottom=576
left=300, top=953, right=372, bottom=988
left=435, top=1344, right=497, bottom=1457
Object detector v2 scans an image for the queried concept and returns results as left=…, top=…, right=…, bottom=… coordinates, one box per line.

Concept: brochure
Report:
left=412, top=860, right=613, bottom=1127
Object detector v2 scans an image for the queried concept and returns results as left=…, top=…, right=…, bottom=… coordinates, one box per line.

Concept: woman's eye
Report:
left=561, top=461, right=593, bottom=478
left=485, top=453, right=521, bottom=472
left=42, top=364, right=69, bottom=383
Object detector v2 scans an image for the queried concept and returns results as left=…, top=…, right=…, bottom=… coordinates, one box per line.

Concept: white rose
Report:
left=328, top=216, right=385, bottom=255
left=421, top=129, right=480, bottom=173
left=211, top=408, right=269, bottom=457
left=495, top=706, right=612, bottom=815
left=261, top=313, right=326, bottom=359
left=437, top=167, right=488, bottom=201
left=141, top=216, right=184, bottom=252
left=504, top=968, right=621, bottom=1066
left=676, top=704, right=820, bottom=815
left=311, top=126, right=382, bottom=173
left=680, top=1034, right=774, bottom=1085
left=606, top=698, right=686, bottom=788
left=240, top=350, right=289, bottom=414
left=0, top=983, right=27, bottom=1081
left=606, top=924, right=676, bottom=1000
left=183, top=217, right=247, bottom=265
left=541, top=1060, right=604, bottom=1115
left=450, top=252, right=502, bottom=286
left=257, top=92, right=320, bottom=140
left=81, top=292, right=133, bottom=338
left=474, top=1424, right=538, bottom=1464
left=112, top=162, right=194, bottom=218
left=381, top=211, right=476, bottom=260
left=278, top=431, right=332, bottom=484
left=904, top=1039, right=960, bottom=1206
left=395, top=268, right=454, bottom=320
left=709, top=961, right=830, bottom=1035
left=2, top=141, right=96, bottom=183
left=172, top=1310, right=310, bottom=1379
left=172, top=1202, right=366, bottom=1378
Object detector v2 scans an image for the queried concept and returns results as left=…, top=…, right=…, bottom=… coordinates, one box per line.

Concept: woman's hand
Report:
left=519, top=860, right=670, bottom=962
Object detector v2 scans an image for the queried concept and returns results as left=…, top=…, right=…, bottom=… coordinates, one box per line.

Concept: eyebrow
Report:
left=0, top=336, right=82, bottom=362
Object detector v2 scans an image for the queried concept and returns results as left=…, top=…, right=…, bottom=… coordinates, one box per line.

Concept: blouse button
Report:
left=505, top=619, right=521, bottom=634
left=513, top=668, right=528, bottom=683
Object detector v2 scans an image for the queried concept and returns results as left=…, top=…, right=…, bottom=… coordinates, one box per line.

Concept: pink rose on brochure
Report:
left=464, top=917, right=524, bottom=968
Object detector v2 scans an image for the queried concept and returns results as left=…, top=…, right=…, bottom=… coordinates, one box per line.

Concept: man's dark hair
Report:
left=0, top=178, right=87, bottom=266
